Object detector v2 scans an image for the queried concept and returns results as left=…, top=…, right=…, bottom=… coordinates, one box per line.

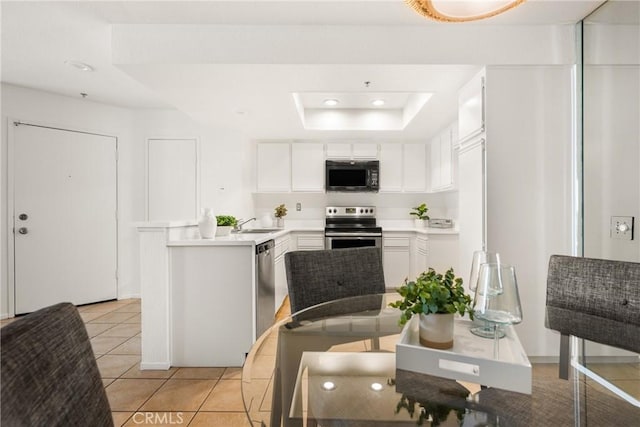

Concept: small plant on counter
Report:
left=410, top=203, right=430, bottom=221
left=216, top=215, right=238, bottom=227
left=274, top=204, right=288, bottom=218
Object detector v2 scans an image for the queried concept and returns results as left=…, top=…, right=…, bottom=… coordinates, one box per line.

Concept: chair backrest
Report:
left=545, top=254, right=640, bottom=353
left=285, top=247, right=386, bottom=313
left=1, top=302, right=113, bottom=427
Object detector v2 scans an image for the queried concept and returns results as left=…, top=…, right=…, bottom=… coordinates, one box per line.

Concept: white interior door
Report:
left=13, top=124, right=117, bottom=314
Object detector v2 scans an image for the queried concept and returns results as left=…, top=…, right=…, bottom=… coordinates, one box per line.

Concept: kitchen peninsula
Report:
left=136, top=222, right=457, bottom=369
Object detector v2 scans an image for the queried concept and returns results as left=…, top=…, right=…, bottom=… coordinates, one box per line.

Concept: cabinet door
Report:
left=458, top=69, right=485, bottom=143
left=383, top=235, right=412, bottom=288
left=257, top=143, right=291, bottom=192
left=326, top=143, right=352, bottom=159
left=430, top=135, right=442, bottom=191
left=403, top=144, right=427, bottom=192
left=379, top=144, right=403, bottom=192
left=352, top=144, right=378, bottom=159
left=440, top=130, right=453, bottom=189
left=291, top=143, right=325, bottom=192
left=427, top=235, right=460, bottom=275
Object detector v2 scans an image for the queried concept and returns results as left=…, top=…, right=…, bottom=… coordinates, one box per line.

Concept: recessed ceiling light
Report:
left=323, top=99, right=339, bottom=107
left=65, top=60, right=94, bottom=72
left=371, top=99, right=385, bottom=107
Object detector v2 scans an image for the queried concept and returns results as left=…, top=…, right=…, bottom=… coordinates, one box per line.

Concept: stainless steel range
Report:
left=324, top=206, right=382, bottom=249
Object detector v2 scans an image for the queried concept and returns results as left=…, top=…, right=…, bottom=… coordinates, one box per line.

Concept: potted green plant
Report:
left=389, top=268, right=473, bottom=349
left=274, top=204, right=287, bottom=228
left=410, top=203, right=429, bottom=228
left=215, top=215, right=237, bottom=236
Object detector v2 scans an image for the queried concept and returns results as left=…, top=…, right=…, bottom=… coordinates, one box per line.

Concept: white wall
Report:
left=1, top=84, right=253, bottom=317
left=485, top=66, right=576, bottom=357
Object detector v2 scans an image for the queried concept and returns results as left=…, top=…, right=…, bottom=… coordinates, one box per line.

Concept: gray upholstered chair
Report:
left=1, top=302, right=113, bottom=427
left=545, top=254, right=640, bottom=379
left=284, top=246, right=386, bottom=313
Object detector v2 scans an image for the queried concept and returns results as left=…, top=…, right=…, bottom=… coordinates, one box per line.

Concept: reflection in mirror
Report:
left=583, top=0, right=639, bottom=263
left=581, top=0, right=639, bottom=408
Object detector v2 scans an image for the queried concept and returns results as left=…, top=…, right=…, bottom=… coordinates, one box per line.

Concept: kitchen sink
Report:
left=233, top=228, right=282, bottom=234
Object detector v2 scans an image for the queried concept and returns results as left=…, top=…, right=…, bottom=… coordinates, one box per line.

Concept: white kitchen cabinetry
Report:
left=383, top=233, right=412, bottom=289
left=291, top=143, right=325, bottom=192
left=430, top=125, right=456, bottom=192
left=274, top=234, right=291, bottom=312
left=402, top=144, right=427, bottom=192
left=294, top=232, right=325, bottom=250
left=427, top=234, right=460, bottom=275
left=413, top=235, right=429, bottom=277
left=256, top=143, right=291, bottom=192
left=378, top=144, right=403, bottom=192
left=326, top=143, right=378, bottom=159
left=458, top=68, right=485, bottom=143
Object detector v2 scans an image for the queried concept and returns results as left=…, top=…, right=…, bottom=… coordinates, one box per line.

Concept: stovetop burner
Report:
left=324, top=206, right=381, bottom=235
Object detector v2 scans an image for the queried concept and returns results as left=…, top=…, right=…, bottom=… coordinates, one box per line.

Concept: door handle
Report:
left=18, top=227, right=28, bottom=235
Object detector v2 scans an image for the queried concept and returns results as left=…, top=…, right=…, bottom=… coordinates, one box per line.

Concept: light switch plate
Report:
left=610, top=216, right=634, bottom=240
left=296, top=202, right=302, bottom=211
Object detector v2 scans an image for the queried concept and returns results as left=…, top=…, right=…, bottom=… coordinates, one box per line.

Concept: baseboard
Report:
left=1, top=313, right=10, bottom=320
left=140, top=361, right=171, bottom=370
left=118, top=293, right=141, bottom=300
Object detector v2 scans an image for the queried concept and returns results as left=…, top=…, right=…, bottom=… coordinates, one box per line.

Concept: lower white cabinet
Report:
left=274, top=234, right=291, bottom=313
left=294, top=232, right=325, bottom=251
left=427, top=234, right=460, bottom=278
left=382, top=233, right=412, bottom=289
left=413, top=235, right=429, bottom=277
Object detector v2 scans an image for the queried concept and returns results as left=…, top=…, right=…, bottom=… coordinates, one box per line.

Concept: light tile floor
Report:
left=2, top=298, right=252, bottom=427
left=2, top=298, right=637, bottom=426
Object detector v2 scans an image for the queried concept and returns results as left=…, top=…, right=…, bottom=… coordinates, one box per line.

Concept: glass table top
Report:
left=241, top=293, right=639, bottom=426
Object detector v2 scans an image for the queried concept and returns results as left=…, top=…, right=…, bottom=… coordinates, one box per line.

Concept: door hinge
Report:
left=115, top=270, right=119, bottom=280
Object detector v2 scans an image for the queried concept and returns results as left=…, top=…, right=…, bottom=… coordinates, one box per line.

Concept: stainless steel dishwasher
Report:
left=255, top=240, right=275, bottom=338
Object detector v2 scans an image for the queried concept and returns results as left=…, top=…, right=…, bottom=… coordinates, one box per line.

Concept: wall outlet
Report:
left=296, top=202, right=302, bottom=211
left=610, top=216, right=634, bottom=240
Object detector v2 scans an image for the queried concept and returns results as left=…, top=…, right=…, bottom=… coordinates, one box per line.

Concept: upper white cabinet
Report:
left=402, top=144, right=427, bottom=192
left=256, top=143, right=291, bottom=192
left=458, top=68, right=485, bottom=143
left=430, top=124, right=456, bottom=192
left=291, top=143, right=325, bottom=192
left=379, top=144, right=403, bottom=192
left=326, top=143, right=378, bottom=159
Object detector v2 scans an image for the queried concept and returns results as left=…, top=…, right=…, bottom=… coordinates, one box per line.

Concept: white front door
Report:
left=12, top=123, right=117, bottom=314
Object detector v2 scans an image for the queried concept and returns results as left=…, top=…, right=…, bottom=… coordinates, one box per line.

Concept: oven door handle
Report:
left=325, top=232, right=382, bottom=237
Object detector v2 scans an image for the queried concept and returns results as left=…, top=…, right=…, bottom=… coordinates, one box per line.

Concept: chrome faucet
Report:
left=236, top=217, right=256, bottom=230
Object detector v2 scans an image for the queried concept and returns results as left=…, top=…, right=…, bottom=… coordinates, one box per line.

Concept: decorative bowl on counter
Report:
left=215, top=226, right=233, bottom=237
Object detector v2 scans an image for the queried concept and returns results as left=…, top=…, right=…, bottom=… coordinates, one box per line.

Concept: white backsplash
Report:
left=252, top=192, right=458, bottom=225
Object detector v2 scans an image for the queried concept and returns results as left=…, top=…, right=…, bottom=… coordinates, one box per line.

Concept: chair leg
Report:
left=559, top=334, right=570, bottom=380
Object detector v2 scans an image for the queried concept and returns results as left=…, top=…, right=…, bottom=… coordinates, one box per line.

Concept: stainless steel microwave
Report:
left=325, top=160, right=379, bottom=192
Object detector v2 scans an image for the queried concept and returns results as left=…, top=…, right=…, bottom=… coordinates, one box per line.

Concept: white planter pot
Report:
left=414, top=219, right=426, bottom=228
left=276, top=217, right=285, bottom=228
left=198, top=208, right=217, bottom=239
left=419, top=313, right=454, bottom=349
left=215, top=226, right=233, bottom=237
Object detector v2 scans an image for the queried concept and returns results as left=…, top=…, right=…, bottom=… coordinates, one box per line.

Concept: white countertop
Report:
left=165, top=225, right=457, bottom=246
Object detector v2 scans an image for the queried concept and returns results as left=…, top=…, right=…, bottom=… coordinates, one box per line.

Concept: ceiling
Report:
left=1, top=0, right=605, bottom=140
